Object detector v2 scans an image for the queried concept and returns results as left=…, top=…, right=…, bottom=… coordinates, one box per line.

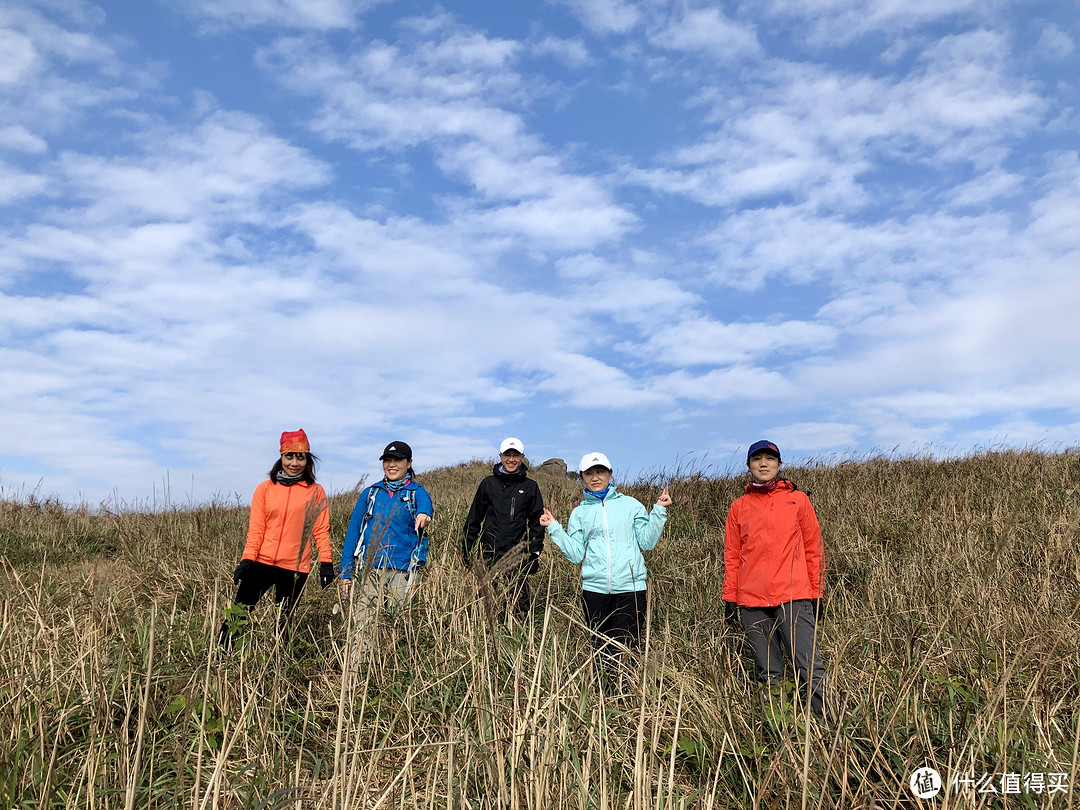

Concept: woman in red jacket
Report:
left=219, top=429, right=335, bottom=648
left=723, top=440, right=832, bottom=720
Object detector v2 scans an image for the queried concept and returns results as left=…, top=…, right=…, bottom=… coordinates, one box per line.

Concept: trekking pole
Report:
left=406, top=525, right=427, bottom=594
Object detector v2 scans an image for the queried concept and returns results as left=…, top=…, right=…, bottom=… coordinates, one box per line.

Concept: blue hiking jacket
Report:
left=339, top=479, right=433, bottom=577
left=546, top=487, right=667, bottom=593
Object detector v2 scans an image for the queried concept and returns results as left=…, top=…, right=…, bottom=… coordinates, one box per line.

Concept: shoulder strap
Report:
left=404, top=486, right=425, bottom=571
left=401, top=487, right=418, bottom=519
left=355, top=486, right=380, bottom=559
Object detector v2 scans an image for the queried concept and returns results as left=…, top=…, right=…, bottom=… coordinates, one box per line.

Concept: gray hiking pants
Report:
left=739, top=599, right=831, bottom=719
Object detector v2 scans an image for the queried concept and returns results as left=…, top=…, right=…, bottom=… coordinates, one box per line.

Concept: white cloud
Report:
left=556, top=0, right=641, bottom=35
left=635, top=316, right=836, bottom=367
left=58, top=111, right=330, bottom=223
left=658, top=367, right=798, bottom=404
left=945, top=166, right=1023, bottom=208
left=538, top=351, right=667, bottom=408
left=0, top=29, right=39, bottom=83
left=0, top=161, right=48, bottom=204
left=177, top=0, right=376, bottom=31
left=261, top=26, right=637, bottom=251
left=629, top=29, right=1042, bottom=210
left=766, top=421, right=860, bottom=452
left=1034, top=22, right=1075, bottom=61
left=761, top=0, right=990, bottom=46
left=0, top=125, right=47, bottom=152
left=530, top=36, right=591, bottom=68
left=650, top=8, right=761, bottom=60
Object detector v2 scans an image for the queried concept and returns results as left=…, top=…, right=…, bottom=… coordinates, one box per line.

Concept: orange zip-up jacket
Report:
left=722, top=479, right=823, bottom=607
left=241, top=479, right=332, bottom=573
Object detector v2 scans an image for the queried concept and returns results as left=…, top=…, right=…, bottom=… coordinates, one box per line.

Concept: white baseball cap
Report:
left=578, top=451, right=612, bottom=473
left=500, top=437, right=525, bottom=454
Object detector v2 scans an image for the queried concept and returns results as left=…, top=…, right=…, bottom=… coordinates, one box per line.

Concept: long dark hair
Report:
left=268, top=453, right=320, bottom=484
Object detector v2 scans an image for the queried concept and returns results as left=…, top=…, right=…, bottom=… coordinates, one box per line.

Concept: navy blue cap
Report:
left=380, top=441, right=412, bottom=460
left=747, top=440, right=781, bottom=463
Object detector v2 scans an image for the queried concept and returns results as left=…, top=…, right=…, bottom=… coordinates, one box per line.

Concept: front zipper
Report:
left=602, top=500, right=612, bottom=594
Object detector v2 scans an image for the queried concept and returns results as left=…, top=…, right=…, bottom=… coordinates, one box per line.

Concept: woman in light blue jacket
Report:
left=540, top=451, right=671, bottom=677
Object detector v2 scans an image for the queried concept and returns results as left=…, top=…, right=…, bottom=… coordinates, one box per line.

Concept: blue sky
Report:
left=2, top=0, right=1078, bottom=506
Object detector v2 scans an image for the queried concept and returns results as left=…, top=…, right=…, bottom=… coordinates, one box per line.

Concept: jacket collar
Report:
left=581, top=484, right=620, bottom=503
left=493, top=463, right=528, bottom=480
left=743, top=478, right=794, bottom=495
left=377, top=478, right=416, bottom=492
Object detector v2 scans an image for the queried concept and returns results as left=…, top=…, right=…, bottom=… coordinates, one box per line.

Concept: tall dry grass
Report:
left=1, top=450, right=1078, bottom=808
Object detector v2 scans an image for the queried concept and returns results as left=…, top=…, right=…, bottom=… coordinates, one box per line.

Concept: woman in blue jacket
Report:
left=540, top=451, right=671, bottom=678
left=339, top=441, right=433, bottom=654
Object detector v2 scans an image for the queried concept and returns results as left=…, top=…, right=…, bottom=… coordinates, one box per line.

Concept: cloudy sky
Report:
left=2, top=0, right=1078, bottom=506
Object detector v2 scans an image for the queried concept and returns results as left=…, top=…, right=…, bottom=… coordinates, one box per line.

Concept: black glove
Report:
left=724, top=601, right=739, bottom=629
left=233, top=559, right=253, bottom=586
left=319, top=562, right=335, bottom=590
left=811, top=598, right=823, bottom=622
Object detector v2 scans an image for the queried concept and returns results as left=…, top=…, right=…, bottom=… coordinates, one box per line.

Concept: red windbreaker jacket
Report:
left=241, top=479, right=332, bottom=573
left=722, top=479, right=823, bottom=607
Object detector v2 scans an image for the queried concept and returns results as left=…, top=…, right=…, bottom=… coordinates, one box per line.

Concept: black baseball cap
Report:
left=379, top=441, right=412, bottom=461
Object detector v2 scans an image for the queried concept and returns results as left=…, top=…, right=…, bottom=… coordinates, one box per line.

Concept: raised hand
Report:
left=539, top=507, right=555, bottom=528
left=656, top=487, right=672, bottom=507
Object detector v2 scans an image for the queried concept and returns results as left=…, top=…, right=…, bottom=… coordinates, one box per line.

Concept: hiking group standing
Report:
left=219, top=430, right=834, bottom=721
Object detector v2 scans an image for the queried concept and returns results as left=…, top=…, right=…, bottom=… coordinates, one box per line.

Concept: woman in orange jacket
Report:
left=723, top=440, right=832, bottom=720
left=219, top=429, right=335, bottom=648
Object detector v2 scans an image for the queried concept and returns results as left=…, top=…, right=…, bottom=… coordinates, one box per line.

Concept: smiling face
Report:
left=747, top=451, right=781, bottom=485
left=281, top=452, right=308, bottom=478
left=500, top=449, right=523, bottom=473
left=382, top=455, right=410, bottom=482
left=582, top=465, right=612, bottom=492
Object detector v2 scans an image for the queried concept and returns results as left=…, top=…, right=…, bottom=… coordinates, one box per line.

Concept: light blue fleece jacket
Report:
left=546, top=487, right=667, bottom=594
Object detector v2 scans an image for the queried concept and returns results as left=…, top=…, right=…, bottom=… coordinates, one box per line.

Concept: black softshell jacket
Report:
left=462, top=464, right=545, bottom=569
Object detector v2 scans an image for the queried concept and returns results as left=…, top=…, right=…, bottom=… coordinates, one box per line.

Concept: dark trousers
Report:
left=219, top=561, right=308, bottom=647
left=739, top=599, right=831, bottom=719
left=581, top=590, right=646, bottom=678
left=501, top=572, right=531, bottom=618
left=471, top=553, right=533, bottom=620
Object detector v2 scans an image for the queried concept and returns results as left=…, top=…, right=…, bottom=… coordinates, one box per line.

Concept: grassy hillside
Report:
left=1, top=451, right=1078, bottom=808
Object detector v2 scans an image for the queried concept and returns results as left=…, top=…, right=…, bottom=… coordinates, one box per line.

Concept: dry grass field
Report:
left=2, top=450, right=1079, bottom=808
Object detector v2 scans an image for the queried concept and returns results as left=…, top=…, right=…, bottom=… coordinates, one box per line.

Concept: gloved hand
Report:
left=233, top=559, right=253, bottom=586
left=524, top=552, right=540, bottom=577
left=319, top=562, right=335, bottom=590
left=811, top=598, right=823, bottom=622
left=724, top=601, right=739, bottom=629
